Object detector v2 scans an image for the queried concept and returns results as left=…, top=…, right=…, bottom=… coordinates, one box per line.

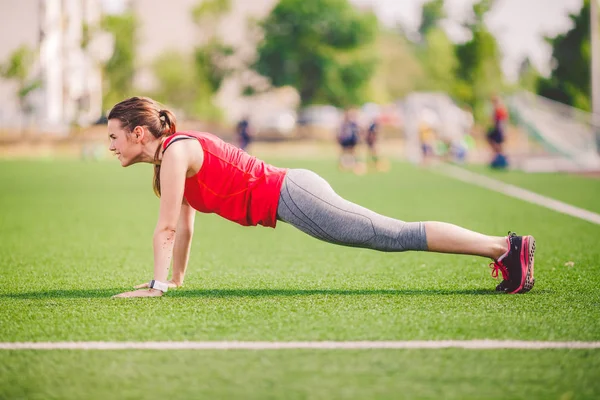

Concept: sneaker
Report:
left=490, top=232, right=536, bottom=294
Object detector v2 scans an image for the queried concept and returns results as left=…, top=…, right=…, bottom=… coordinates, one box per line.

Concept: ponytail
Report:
left=153, top=109, right=178, bottom=197
left=158, top=109, right=177, bottom=136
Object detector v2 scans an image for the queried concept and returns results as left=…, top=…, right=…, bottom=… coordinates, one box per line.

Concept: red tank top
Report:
left=162, top=131, right=287, bottom=228
left=494, top=106, right=508, bottom=122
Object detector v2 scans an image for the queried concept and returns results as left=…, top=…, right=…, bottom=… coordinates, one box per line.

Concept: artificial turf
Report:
left=0, top=158, right=599, bottom=399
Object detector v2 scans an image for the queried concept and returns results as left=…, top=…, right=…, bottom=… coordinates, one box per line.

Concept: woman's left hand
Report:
left=112, top=289, right=163, bottom=298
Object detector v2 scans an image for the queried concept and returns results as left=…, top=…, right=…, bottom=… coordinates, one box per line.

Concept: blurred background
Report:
left=0, top=0, right=599, bottom=172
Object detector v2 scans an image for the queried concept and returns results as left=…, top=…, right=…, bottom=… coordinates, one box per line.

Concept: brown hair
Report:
left=108, top=97, right=177, bottom=197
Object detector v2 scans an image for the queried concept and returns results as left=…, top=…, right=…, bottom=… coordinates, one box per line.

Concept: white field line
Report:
left=439, top=165, right=600, bottom=225
left=0, top=341, right=599, bottom=350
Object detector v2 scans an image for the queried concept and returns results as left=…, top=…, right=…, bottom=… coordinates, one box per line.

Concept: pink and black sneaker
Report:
left=490, top=232, right=536, bottom=294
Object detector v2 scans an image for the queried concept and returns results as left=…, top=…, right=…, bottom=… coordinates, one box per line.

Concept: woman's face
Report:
left=108, top=119, right=138, bottom=167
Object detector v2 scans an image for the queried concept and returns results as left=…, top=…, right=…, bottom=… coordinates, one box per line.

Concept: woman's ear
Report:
left=132, top=126, right=145, bottom=142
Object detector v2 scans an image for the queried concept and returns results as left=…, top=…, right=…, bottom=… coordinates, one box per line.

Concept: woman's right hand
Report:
left=134, top=280, right=182, bottom=289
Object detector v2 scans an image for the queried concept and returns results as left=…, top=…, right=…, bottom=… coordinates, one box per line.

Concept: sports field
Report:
left=1, top=158, right=599, bottom=399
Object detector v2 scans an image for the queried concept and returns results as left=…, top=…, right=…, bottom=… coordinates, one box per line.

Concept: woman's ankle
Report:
left=491, top=236, right=509, bottom=260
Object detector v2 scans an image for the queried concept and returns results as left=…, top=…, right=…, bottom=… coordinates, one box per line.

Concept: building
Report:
left=0, top=0, right=305, bottom=133
left=0, top=0, right=107, bottom=134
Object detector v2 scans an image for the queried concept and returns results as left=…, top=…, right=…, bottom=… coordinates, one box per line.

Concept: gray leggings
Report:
left=276, top=169, right=428, bottom=252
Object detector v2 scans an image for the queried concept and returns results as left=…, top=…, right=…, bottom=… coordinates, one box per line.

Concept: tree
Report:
left=101, top=12, right=137, bottom=110
left=188, top=0, right=236, bottom=121
left=412, top=0, right=458, bottom=92
left=416, top=27, right=458, bottom=93
left=537, top=0, right=591, bottom=111
left=369, top=29, right=424, bottom=102
left=0, top=45, right=41, bottom=126
left=419, top=0, right=446, bottom=38
left=402, top=0, right=457, bottom=98
left=150, top=51, right=199, bottom=115
left=454, top=0, right=504, bottom=120
left=252, top=0, right=379, bottom=107
left=517, top=57, right=541, bottom=93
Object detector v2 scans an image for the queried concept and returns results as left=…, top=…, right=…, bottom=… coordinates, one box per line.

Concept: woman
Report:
left=235, top=115, right=252, bottom=152
left=109, top=97, right=535, bottom=298
left=337, top=109, right=361, bottom=172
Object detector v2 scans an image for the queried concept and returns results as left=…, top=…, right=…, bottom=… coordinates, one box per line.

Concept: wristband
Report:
left=149, top=279, right=169, bottom=293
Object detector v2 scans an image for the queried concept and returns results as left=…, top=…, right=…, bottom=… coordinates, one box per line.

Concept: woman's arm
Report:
left=113, top=140, right=202, bottom=298
left=170, top=198, right=196, bottom=286
left=152, top=143, right=195, bottom=283
left=129, top=199, right=195, bottom=292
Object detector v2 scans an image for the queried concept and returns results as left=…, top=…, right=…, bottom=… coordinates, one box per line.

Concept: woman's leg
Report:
left=424, top=222, right=506, bottom=259
left=277, top=169, right=508, bottom=259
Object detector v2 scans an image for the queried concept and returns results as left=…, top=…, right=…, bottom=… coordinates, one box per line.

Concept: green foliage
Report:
left=537, top=0, right=591, bottom=111
left=81, top=23, right=91, bottom=50
left=467, top=0, right=496, bottom=30
left=151, top=52, right=197, bottom=113
left=17, top=80, right=41, bottom=100
left=194, top=40, right=235, bottom=94
left=252, top=0, right=379, bottom=107
left=149, top=49, right=225, bottom=122
left=0, top=46, right=34, bottom=82
left=416, top=27, right=458, bottom=93
left=0, top=45, right=41, bottom=113
left=517, top=58, right=541, bottom=93
left=101, top=12, right=137, bottom=111
left=419, top=0, right=446, bottom=37
left=400, top=0, right=502, bottom=115
left=368, top=30, right=424, bottom=102
left=241, top=85, right=258, bottom=97
left=191, top=0, right=231, bottom=24
left=454, top=0, right=503, bottom=120
left=187, top=0, right=235, bottom=122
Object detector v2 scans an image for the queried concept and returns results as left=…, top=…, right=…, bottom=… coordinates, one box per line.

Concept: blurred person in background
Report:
left=236, top=115, right=253, bottom=152
left=337, top=109, right=364, bottom=173
left=449, top=105, right=475, bottom=164
left=107, top=97, right=535, bottom=299
left=418, top=107, right=439, bottom=165
left=364, top=117, right=389, bottom=172
left=487, top=96, right=509, bottom=169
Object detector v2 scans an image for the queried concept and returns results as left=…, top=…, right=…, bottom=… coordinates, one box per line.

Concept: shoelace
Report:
left=490, top=231, right=516, bottom=280
left=490, top=260, right=509, bottom=280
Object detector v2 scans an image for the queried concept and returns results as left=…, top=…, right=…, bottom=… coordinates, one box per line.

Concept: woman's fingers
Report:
left=113, top=290, right=140, bottom=298
left=112, top=289, right=163, bottom=298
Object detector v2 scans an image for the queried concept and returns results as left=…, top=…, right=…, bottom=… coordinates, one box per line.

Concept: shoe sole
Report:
left=520, top=236, right=536, bottom=293
left=509, top=236, right=535, bottom=294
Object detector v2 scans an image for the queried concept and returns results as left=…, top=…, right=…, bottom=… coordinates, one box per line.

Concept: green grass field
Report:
left=1, top=158, right=599, bottom=399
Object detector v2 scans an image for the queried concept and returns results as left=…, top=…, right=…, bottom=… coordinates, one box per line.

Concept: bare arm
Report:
left=152, top=144, right=195, bottom=282
left=170, top=198, right=196, bottom=286
left=113, top=140, right=203, bottom=298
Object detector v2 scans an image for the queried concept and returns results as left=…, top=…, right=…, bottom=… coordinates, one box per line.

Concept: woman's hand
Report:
left=134, top=280, right=181, bottom=289
left=112, top=288, right=164, bottom=298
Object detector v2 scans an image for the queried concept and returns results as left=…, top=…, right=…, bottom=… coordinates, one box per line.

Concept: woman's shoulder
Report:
left=173, top=131, right=225, bottom=142
left=163, top=132, right=210, bottom=153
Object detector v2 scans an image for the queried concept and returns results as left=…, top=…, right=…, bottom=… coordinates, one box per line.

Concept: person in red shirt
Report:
left=108, top=97, right=535, bottom=298
left=487, top=96, right=509, bottom=167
